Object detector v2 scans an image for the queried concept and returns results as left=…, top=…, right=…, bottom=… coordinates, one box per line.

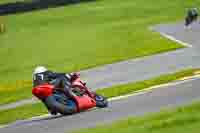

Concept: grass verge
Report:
left=72, top=102, right=200, bottom=133
left=0, top=68, right=200, bottom=125
left=0, top=80, right=32, bottom=105
left=96, top=68, right=200, bottom=98
left=1, top=0, right=192, bottom=84
left=0, top=102, right=47, bottom=125
left=0, top=0, right=24, bottom=4
left=1, top=0, right=199, bottom=105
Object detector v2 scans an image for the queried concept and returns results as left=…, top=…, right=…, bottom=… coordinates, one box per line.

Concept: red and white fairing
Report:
left=32, top=75, right=97, bottom=112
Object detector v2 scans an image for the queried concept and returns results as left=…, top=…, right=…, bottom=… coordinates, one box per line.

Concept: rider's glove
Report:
left=66, top=72, right=80, bottom=82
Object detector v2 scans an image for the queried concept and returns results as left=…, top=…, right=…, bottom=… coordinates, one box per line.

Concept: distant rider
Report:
left=185, top=8, right=199, bottom=27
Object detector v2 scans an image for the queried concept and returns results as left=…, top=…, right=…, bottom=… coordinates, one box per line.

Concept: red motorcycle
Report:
left=32, top=74, right=108, bottom=115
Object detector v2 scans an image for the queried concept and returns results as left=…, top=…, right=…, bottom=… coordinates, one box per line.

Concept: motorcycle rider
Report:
left=185, top=8, right=199, bottom=27
left=32, top=66, right=79, bottom=115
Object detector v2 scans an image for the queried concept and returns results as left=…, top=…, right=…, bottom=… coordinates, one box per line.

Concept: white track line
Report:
left=15, top=76, right=200, bottom=119
left=160, top=32, right=193, bottom=48
left=1, top=75, right=200, bottom=129
left=0, top=125, right=6, bottom=129
left=109, top=75, right=200, bottom=101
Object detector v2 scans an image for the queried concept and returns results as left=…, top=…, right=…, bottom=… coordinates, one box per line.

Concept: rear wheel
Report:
left=44, top=93, right=77, bottom=115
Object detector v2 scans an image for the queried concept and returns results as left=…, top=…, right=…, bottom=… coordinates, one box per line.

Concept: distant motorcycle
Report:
left=32, top=73, right=108, bottom=115
left=185, top=8, right=199, bottom=27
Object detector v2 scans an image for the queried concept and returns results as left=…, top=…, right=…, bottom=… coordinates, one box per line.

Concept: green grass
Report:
left=0, top=68, right=200, bottom=124
left=0, top=102, right=47, bottom=125
left=96, top=68, right=200, bottom=98
left=0, top=0, right=27, bottom=4
left=1, top=0, right=196, bottom=84
left=0, top=80, right=32, bottom=105
left=72, top=102, right=200, bottom=133
left=0, top=0, right=199, bottom=118
left=0, top=0, right=199, bottom=105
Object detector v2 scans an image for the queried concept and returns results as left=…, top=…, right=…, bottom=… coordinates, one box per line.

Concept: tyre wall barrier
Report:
left=0, top=0, right=95, bottom=16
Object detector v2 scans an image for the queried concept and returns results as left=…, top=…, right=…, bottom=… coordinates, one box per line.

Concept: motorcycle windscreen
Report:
left=74, top=95, right=96, bottom=111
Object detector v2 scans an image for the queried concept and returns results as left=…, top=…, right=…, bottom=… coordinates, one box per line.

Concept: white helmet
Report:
left=33, top=66, right=48, bottom=74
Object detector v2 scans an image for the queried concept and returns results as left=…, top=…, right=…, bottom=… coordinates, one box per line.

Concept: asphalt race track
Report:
left=1, top=77, right=200, bottom=133
left=1, top=21, right=200, bottom=133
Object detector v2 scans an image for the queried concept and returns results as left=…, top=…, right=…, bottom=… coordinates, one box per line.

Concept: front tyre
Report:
left=95, top=94, right=108, bottom=108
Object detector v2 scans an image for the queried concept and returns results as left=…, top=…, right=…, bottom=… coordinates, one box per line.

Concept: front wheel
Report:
left=95, top=94, right=108, bottom=108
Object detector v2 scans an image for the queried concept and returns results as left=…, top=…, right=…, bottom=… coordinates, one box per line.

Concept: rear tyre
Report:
left=44, top=94, right=77, bottom=115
